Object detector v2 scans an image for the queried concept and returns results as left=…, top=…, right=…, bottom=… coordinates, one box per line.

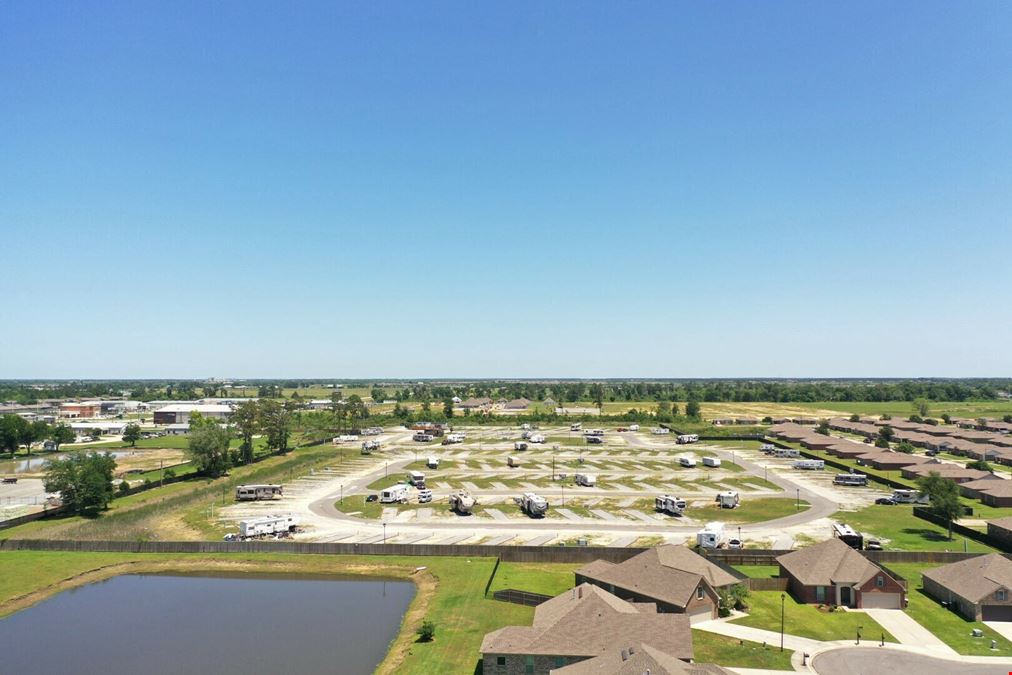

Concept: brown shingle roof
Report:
left=480, top=584, right=693, bottom=660
left=923, top=554, right=1012, bottom=603
left=550, top=644, right=730, bottom=675
left=777, top=538, right=884, bottom=587
left=576, top=546, right=740, bottom=609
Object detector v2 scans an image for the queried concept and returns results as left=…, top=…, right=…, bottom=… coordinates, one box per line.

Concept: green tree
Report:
left=186, top=413, right=232, bottom=477
left=371, top=387, right=387, bottom=403
left=917, top=472, right=962, bottom=540
left=967, top=459, right=993, bottom=473
left=849, top=413, right=861, bottom=423
left=815, top=421, right=830, bottom=436
left=912, top=398, right=930, bottom=418
left=443, top=398, right=454, bottom=418
left=941, top=414, right=952, bottom=424
left=875, top=425, right=894, bottom=448
left=0, top=414, right=30, bottom=457
left=894, top=441, right=915, bottom=454
left=232, top=400, right=259, bottom=464
left=717, top=583, right=750, bottom=617
left=685, top=398, right=701, bottom=419
left=416, top=619, right=436, bottom=642
left=590, top=383, right=605, bottom=412
left=259, top=400, right=292, bottom=454
left=49, top=423, right=75, bottom=451
left=122, top=423, right=142, bottom=447
left=43, top=451, right=117, bottom=514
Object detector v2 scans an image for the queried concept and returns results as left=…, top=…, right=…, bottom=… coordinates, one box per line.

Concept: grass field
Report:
left=887, top=563, right=1012, bottom=656
left=730, top=590, right=897, bottom=643
left=691, top=630, right=794, bottom=670
left=839, top=504, right=993, bottom=552
left=731, top=564, right=781, bottom=579
left=692, top=498, right=810, bottom=524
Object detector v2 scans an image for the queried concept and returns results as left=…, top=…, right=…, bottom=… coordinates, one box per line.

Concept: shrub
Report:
left=416, top=620, right=436, bottom=642
left=117, top=480, right=131, bottom=496
left=163, top=468, right=176, bottom=479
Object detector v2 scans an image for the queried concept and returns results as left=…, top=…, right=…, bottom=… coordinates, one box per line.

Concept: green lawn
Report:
left=691, top=630, right=794, bottom=670
left=693, top=498, right=810, bottom=524
left=730, top=590, right=897, bottom=643
left=887, top=563, right=1012, bottom=656
left=487, top=562, right=578, bottom=596
left=731, top=565, right=780, bottom=579
left=838, top=504, right=993, bottom=552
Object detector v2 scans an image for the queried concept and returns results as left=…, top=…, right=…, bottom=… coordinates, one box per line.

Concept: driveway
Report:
left=985, top=621, right=1012, bottom=643
left=860, top=608, right=955, bottom=655
left=812, top=647, right=1011, bottom=674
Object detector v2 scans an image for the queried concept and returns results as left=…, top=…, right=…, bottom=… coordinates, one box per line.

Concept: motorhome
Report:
left=715, top=490, right=739, bottom=508
left=772, top=448, right=801, bottom=458
left=361, top=427, right=383, bottom=436
left=584, top=429, right=605, bottom=437
left=426, top=456, right=440, bottom=469
left=380, top=484, right=409, bottom=503
left=651, top=427, right=670, bottom=435
left=677, top=434, right=699, bottom=444
left=361, top=440, right=380, bottom=454
left=585, top=436, right=604, bottom=444
left=520, top=423, right=531, bottom=430
left=332, top=434, right=359, bottom=444
left=406, top=470, right=426, bottom=487
left=519, top=492, right=549, bottom=518
left=570, top=423, right=582, bottom=431
left=412, top=432, right=434, bottom=442
left=628, top=424, right=640, bottom=431
left=235, top=484, right=283, bottom=501
left=832, top=522, right=864, bottom=549
left=507, top=455, right=522, bottom=468
left=678, top=455, right=697, bottom=468
left=574, top=473, right=596, bottom=487
left=514, top=441, right=528, bottom=451
left=655, top=494, right=686, bottom=516
left=449, top=490, right=476, bottom=515
left=833, top=473, right=868, bottom=486
left=528, top=433, right=546, bottom=444
left=760, top=443, right=777, bottom=453
left=793, top=459, right=825, bottom=470
left=702, top=456, right=721, bottom=468
left=696, top=522, right=726, bottom=549
left=238, top=514, right=298, bottom=539
left=891, top=489, right=929, bottom=504
left=442, top=434, right=465, bottom=445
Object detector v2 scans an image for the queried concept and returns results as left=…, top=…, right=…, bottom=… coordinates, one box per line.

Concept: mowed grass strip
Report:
left=838, top=504, right=993, bottom=552
left=730, top=590, right=897, bottom=643
left=691, top=498, right=810, bottom=524
left=691, top=630, right=794, bottom=670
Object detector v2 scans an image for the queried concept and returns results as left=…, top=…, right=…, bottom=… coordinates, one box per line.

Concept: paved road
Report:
left=812, top=647, right=1012, bottom=674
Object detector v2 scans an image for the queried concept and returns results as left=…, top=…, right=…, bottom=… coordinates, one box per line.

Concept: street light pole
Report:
left=340, top=483, right=343, bottom=504
left=796, top=488, right=800, bottom=511
left=383, top=522, right=387, bottom=544
left=780, top=593, right=785, bottom=652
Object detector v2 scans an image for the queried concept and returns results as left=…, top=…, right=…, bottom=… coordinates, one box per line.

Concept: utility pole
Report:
left=780, top=593, right=785, bottom=652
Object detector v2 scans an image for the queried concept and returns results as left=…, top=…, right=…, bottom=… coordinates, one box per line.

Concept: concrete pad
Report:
left=555, top=508, right=584, bottom=522
left=484, top=534, right=517, bottom=546
left=485, top=508, right=510, bottom=522
left=491, top=482, right=509, bottom=490
left=623, top=509, right=661, bottom=523
left=415, top=507, right=433, bottom=520
left=462, top=482, right=481, bottom=492
left=772, top=534, right=795, bottom=549
left=381, top=507, right=399, bottom=520
left=393, top=532, right=433, bottom=545
left=524, top=534, right=556, bottom=546
left=590, top=509, right=620, bottom=521
left=610, top=535, right=638, bottom=547
left=431, top=533, right=472, bottom=545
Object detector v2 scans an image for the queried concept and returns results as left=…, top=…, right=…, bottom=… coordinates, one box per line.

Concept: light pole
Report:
left=382, top=522, right=387, bottom=544
left=780, top=593, right=785, bottom=652
left=796, top=488, right=800, bottom=511
left=340, top=483, right=343, bottom=504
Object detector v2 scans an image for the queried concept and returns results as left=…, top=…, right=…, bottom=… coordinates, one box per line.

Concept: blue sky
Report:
left=2, top=2, right=1010, bottom=378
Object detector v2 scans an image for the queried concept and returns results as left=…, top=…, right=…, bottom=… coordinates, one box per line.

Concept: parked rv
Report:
left=793, top=459, right=825, bottom=470
left=380, top=484, right=409, bottom=503
left=760, top=443, right=776, bottom=453
left=426, top=456, right=440, bottom=469
left=702, top=456, right=721, bottom=468
left=696, top=522, right=726, bottom=549
left=832, top=522, right=864, bottom=549
left=574, top=473, right=596, bottom=487
left=518, top=492, right=549, bottom=518
left=676, top=434, right=699, bottom=444
left=651, top=428, right=670, bottom=435
left=332, top=434, right=359, bottom=444
left=584, top=429, right=605, bottom=437
left=442, top=433, right=465, bottom=445
left=833, top=473, right=868, bottom=486
left=406, top=470, right=426, bottom=488
left=237, top=514, right=299, bottom=540
left=628, top=424, right=640, bottom=431
left=715, top=490, right=739, bottom=508
left=570, top=423, right=582, bottom=431
left=361, top=440, right=380, bottom=454
left=449, top=490, right=476, bottom=515
left=655, top=494, right=686, bottom=516
left=678, top=455, right=697, bottom=468
left=891, top=489, right=929, bottom=504
left=235, top=484, right=283, bottom=501
left=528, top=433, right=546, bottom=444
left=361, top=427, right=384, bottom=436
left=412, top=432, right=434, bottom=442
left=585, top=436, right=604, bottom=444
left=514, top=441, right=529, bottom=451
left=772, top=448, right=801, bottom=458
left=507, top=455, right=522, bottom=468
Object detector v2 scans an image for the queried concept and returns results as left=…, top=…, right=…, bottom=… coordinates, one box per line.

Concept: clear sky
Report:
left=2, top=2, right=1010, bottom=379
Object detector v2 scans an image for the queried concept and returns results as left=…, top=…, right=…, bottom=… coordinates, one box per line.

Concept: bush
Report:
left=163, top=468, right=176, bottom=479
left=762, top=416, right=773, bottom=424
left=117, top=480, right=131, bottom=496
left=416, top=619, right=436, bottom=642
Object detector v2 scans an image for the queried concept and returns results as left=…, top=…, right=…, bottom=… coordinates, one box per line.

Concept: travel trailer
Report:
left=715, top=490, right=740, bottom=508
left=833, top=473, right=868, bottom=486
left=702, top=456, right=721, bottom=468
left=234, top=484, right=283, bottom=501
left=406, top=470, right=426, bottom=488
left=518, top=492, right=549, bottom=518
left=677, top=434, right=699, bottom=444
left=449, top=490, right=476, bottom=515
left=380, top=484, right=409, bottom=503
left=679, top=455, right=697, bottom=468
left=238, top=514, right=298, bottom=539
left=574, top=473, right=596, bottom=487
left=426, top=456, right=440, bottom=469
left=696, top=522, right=726, bottom=549
left=793, top=459, right=825, bottom=470
left=654, top=494, right=686, bottom=516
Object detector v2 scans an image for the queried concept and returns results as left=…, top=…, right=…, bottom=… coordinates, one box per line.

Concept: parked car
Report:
left=865, top=539, right=883, bottom=551
left=365, top=494, right=379, bottom=502
left=727, top=538, right=743, bottom=549
left=925, top=449, right=939, bottom=457
left=875, top=497, right=897, bottom=505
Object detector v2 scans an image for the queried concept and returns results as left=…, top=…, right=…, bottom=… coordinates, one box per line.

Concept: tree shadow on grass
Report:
left=900, top=527, right=951, bottom=543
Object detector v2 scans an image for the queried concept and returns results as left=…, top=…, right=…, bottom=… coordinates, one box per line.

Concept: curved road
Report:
left=812, top=647, right=1011, bottom=674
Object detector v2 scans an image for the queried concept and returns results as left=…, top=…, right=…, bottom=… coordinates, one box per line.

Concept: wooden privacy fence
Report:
left=492, top=589, right=553, bottom=607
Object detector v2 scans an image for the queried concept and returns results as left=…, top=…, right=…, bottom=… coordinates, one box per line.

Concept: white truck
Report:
left=715, top=490, right=740, bottom=509
left=574, top=473, right=596, bottom=487
left=702, top=456, right=721, bottom=468
left=449, top=490, right=476, bottom=515
left=678, top=455, right=697, bottom=468
left=406, top=470, right=426, bottom=488
left=238, top=514, right=299, bottom=539
left=891, top=489, right=930, bottom=504
left=696, top=522, right=726, bottom=549
left=380, top=484, right=409, bottom=503
left=235, top=484, right=283, bottom=501
left=793, top=459, right=825, bottom=470
left=655, top=494, right=686, bottom=516
left=519, top=492, right=549, bottom=518
left=677, top=434, right=699, bottom=444
left=361, top=440, right=380, bottom=454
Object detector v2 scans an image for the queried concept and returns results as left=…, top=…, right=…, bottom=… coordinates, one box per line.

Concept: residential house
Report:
left=550, top=644, right=729, bottom=675
left=922, top=554, right=1012, bottom=621
left=777, top=538, right=905, bottom=609
left=986, top=517, right=1012, bottom=552
left=505, top=398, right=532, bottom=410
left=960, top=479, right=1012, bottom=508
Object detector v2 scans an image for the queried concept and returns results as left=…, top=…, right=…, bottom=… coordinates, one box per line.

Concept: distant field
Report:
left=589, top=400, right=1012, bottom=420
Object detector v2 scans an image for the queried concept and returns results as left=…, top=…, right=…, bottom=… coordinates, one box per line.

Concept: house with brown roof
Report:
left=550, top=644, right=730, bottom=675
left=504, top=398, right=531, bottom=410
left=861, top=451, right=931, bottom=471
left=922, top=554, right=1012, bottom=621
left=900, top=463, right=997, bottom=484
left=575, top=545, right=743, bottom=623
left=460, top=397, right=493, bottom=410
left=480, top=583, right=693, bottom=675
left=987, top=517, right=1012, bottom=552
left=960, top=479, right=1012, bottom=507
left=776, top=538, right=905, bottom=609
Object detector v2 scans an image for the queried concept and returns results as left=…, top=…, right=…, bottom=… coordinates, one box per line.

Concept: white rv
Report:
left=715, top=490, right=740, bottom=508
left=891, top=489, right=929, bottom=504
left=772, top=448, right=801, bottom=458
left=412, top=432, right=434, bottom=442
left=760, top=443, right=777, bottom=453
left=519, top=492, right=549, bottom=518
left=570, top=422, right=582, bottom=431
left=834, top=473, right=868, bottom=486
left=332, top=434, right=359, bottom=444
left=677, top=434, right=699, bottom=444
left=361, top=440, right=380, bottom=454
left=793, top=459, right=825, bottom=470
left=528, top=433, right=546, bottom=444
left=426, top=456, right=440, bottom=469
left=507, top=455, right=522, bottom=468
left=574, top=473, right=596, bottom=487
left=678, top=455, right=697, bottom=468
left=514, top=441, right=528, bottom=451
left=380, top=484, right=409, bottom=503
left=628, top=424, right=640, bottom=431
left=442, top=433, right=465, bottom=445
left=654, top=494, right=686, bottom=516
left=702, top=456, right=721, bottom=468
left=651, top=427, right=670, bottom=435
left=235, top=484, right=283, bottom=501
left=238, top=514, right=298, bottom=539
left=696, top=522, right=726, bottom=549
left=406, top=470, right=426, bottom=487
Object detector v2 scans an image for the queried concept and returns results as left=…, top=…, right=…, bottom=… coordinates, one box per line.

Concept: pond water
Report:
left=0, top=573, right=415, bottom=675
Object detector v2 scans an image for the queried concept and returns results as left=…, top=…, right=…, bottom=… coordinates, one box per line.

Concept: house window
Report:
left=496, top=656, right=506, bottom=667
left=525, top=655, right=534, bottom=674
left=876, top=576, right=885, bottom=588
left=697, top=586, right=705, bottom=600
left=816, top=586, right=826, bottom=602
left=554, top=657, right=568, bottom=667
left=997, top=590, right=1008, bottom=602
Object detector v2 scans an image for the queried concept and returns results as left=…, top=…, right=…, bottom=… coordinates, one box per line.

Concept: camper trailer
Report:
left=426, top=456, right=440, bottom=469
left=833, top=473, right=868, bottom=486
left=585, top=435, right=604, bottom=444
left=891, top=489, right=929, bottom=504
left=651, top=427, right=670, bottom=435
left=628, top=424, right=640, bottom=431
left=235, top=484, right=283, bottom=501
left=331, top=434, right=359, bottom=444
left=361, top=427, right=383, bottom=436
left=442, top=433, right=465, bottom=445
left=412, top=432, right=434, bottom=442
left=654, top=494, right=686, bottom=516
left=570, top=422, right=582, bottom=431
left=528, top=433, right=546, bottom=444
left=793, top=459, right=825, bottom=470
left=832, top=522, right=864, bottom=549
left=760, top=443, right=777, bottom=453
left=238, top=514, right=298, bottom=539
left=702, top=456, right=721, bottom=468
left=406, top=471, right=426, bottom=488
left=677, top=434, right=699, bottom=444
left=507, top=455, right=522, bottom=468
left=380, top=484, right=409, bottom=503
left=574, top=473, right=596, bottom=487
left=449, top=490, right=476, bottom=515
left=715, top=490, right=740, bottom=508
left=514, top=441, right=529, bottom=451
left=519, top=492, right=549, bottom=518
left=772, top=448, right=801, bottom=458
left=584, top=429, right=605, bottom=437
left=678, top=455, right=697, bottom=468
left=361, top=440, right=380, bottom=454
left=696, top=522, right=726, bottom=549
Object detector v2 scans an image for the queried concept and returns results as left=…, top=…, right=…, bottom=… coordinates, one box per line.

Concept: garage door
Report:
left=861, top=592, right=902, bottom=609
left=982, top=605, right=1012, bottom=622
left=688, top=604, right=715, bottom=624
